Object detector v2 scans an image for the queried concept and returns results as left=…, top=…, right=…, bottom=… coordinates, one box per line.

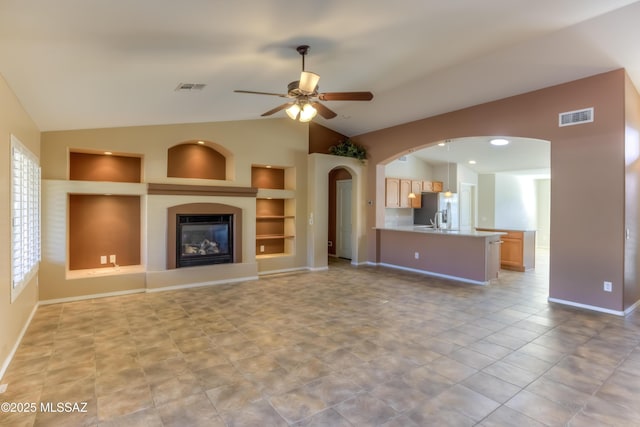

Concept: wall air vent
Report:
left=559, top=107, right=594, bottom=127
left=175, top=83, right=206, bottom=91
left=398, top=155, right=408, bottom=162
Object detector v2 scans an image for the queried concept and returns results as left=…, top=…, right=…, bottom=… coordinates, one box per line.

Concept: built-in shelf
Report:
left=256, top=234, right=295, bottom=240
left=252, top=165, right=296, bottom=258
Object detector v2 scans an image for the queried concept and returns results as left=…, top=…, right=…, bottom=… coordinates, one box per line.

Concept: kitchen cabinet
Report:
left=411, top=180, right=422, bottom=208
left=386, top=177, right=444, bottom=207
left=385, top=178, right=400, bottom=207
left=422, top=180, right=443, bottom=193
left=385, top=178, right=413, bottom=207
left=477, top=228, right=535, bottom=271
left=399, top=179, right=412, bottom=208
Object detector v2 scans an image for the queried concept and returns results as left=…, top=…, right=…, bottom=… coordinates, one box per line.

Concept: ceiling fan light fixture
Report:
left=299, top=71, right=320, bottom=94
left=285, top=103, right=301, bottom=120
left=298, top=103, right=317, bottom=122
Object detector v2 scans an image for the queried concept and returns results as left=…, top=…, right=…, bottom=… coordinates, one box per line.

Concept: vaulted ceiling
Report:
left=1, top=1, right=639, bottom=138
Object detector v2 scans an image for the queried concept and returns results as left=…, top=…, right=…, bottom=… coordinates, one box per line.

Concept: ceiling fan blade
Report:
left=318, top=91, right=374, bottom=101
left=261, top=103, right=294, bottom=117
left=311, top=102, right=337, bottom=119
left=234, top=90, right=288, bottom=97
left=299, top=71, right=320, bottom=94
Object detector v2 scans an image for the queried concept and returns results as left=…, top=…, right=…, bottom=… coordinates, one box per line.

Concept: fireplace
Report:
left=176, top=214, right=233, bottom=267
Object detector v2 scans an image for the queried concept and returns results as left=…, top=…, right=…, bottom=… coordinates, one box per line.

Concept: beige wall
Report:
left=356, top=69, right=631, bottom=314
left=307, top=153, right=368, bottom=269
left=0, top=74, right=40, bottom=379
left=40, top=118, right=309, bottom=301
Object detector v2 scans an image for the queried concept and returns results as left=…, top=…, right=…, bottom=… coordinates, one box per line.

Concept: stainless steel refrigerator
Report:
left=413, top=192, right=459, bottom=229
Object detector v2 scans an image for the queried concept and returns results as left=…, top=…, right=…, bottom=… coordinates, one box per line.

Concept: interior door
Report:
left=336, top=179, right=353, bottom=259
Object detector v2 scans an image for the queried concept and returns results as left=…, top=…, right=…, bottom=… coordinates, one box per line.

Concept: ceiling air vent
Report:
left=559, top=107, right=594, bottom=127
left=175, top=83, right=206, bottom=91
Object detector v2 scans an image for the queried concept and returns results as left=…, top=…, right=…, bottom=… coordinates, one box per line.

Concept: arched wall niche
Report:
left=167, top=140, right=234, bottom=180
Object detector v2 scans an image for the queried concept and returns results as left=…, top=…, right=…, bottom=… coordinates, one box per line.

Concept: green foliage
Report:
left=328, top=139, right=367, bottom=161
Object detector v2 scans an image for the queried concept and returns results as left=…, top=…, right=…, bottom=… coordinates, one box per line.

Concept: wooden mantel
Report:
left=147, top=183, right=258, bottom=197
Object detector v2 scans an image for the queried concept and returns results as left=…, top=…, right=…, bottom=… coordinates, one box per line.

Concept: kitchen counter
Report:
left=376, top=226, right=505, bottom=284
left=378, top=225, right=506, bottom=238
left=476, top=228, right=536, bottom=271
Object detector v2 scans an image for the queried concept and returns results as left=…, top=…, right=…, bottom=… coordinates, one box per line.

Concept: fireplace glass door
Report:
left=177, top=214, right=233, bottom=267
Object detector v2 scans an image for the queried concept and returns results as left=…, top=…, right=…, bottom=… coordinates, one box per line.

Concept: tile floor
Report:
left=2, top=252, right=640, bottom=426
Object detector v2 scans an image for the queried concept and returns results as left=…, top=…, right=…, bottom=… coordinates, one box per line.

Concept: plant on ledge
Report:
left=328, top=139, right=367, bottom=162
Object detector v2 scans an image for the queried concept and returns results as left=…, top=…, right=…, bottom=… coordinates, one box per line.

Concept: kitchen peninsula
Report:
left=376, top=226, right=505, bottom=285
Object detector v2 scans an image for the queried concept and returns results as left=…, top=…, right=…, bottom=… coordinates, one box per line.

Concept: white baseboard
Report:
left=625, top=298, right=640, bottom=315
left=258, top=267, right=309, bottom=276
left=39, top=288, right=146, bottom=305
left=548, top=297, right=626, bottom=316
left=308, top=266, right=330, bottom=272
left=377, top=263, right=488, bottom=286
left=1, top=303, right=38, bottom=382
left=146, top=276, right=259, bottom=293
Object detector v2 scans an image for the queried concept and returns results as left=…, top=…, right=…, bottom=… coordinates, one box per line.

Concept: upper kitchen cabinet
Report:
left=399, top=179, right=412, bottom=207
left=385, top=177, right=412, bottom=207
left=421, top=180, right=443, bottom=193
left=411, top=180, right=422, bottom=208
left=385, top=178, right=401, bottom=208
left=386, top=177, right=442, bottom=207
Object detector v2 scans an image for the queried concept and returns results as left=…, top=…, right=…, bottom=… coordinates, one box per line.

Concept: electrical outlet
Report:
left=259, top=245, right=265, bottom=253
left=414, top=252, right=420, bottom=259
left=328, top=241, right=333, bottom=247
left=109, top=254, right=116, bottom=263
left=100, top=255, right=107, bottom=264
left=604, top=281, right=612, bottom=292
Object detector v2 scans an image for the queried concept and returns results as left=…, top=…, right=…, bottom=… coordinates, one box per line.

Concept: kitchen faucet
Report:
left=431, top=211, right=443, bottom=229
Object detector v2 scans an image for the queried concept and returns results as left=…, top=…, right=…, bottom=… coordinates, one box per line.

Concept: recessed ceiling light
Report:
left=469, top=160, right=477, bottom=165
left=438, top=142, right=446, bottom=147
left=197, top=140, right=205, bottom=145
left=104, top=151, right=113, bottom=155
left=265, top=165, right=272, bottom=168
left=490, top=138, right=509, bottom=146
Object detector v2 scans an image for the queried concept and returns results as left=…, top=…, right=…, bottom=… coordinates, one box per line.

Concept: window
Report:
left=11, top=135, right=40, bottom=302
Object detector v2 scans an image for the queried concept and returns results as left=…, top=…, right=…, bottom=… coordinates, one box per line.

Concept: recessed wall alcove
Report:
left=68, top=194, right=141, bottom=270
left=167, top=141, right=229, bottom=180
left=167, top=202, right=243, bottom=269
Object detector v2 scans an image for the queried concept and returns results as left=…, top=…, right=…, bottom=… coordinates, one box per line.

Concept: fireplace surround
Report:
left=167, top=202, right=243, bottom=269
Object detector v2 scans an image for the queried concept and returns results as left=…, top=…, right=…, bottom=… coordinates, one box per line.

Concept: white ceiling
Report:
left=409, top=137, right=550, bottom=176
left=1, top=0, right=639, bottom=137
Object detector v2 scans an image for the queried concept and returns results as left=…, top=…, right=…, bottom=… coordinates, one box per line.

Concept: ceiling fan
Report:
left=234, top=45, right=374, bottom=122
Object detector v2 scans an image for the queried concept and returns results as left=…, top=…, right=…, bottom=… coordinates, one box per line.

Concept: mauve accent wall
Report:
left=356, top=69, right=633, bottom=313
left=624, top=74, right=640, bottom=310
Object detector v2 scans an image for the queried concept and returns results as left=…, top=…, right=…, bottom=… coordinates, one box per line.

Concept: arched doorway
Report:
left=328, top=167, right=353, bottom=260
left=307, top=153, right=366, bottom=270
